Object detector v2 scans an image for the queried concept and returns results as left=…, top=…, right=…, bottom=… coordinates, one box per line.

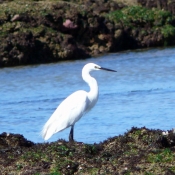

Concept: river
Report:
left=0, top=47, right=175, bottom=143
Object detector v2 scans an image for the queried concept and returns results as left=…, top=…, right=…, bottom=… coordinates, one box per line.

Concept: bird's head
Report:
left=83, top=63, right=117, bottom=72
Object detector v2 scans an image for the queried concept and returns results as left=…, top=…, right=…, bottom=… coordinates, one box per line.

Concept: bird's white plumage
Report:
left=42, top=90, right=89, bottom=140
left=41, top=63, right=116, bottom=141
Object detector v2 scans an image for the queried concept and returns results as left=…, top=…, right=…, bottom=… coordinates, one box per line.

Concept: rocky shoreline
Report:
left=0, top=127, right=175, bottom=174
left=1, top=0, right=175, bottom=67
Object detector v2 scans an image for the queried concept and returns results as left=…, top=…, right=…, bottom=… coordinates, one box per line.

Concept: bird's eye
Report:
left=94, top=66, right=98, bottom=69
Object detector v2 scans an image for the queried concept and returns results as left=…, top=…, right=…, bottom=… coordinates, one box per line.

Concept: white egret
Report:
left=41, top=63, right=116, bottom=142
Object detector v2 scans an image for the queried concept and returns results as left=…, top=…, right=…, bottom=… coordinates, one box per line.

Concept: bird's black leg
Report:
left=69, top=125, right=74, bottom=142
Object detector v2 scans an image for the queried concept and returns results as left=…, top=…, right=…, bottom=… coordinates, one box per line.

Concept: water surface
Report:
left=0, top=47, right=175, bottom=143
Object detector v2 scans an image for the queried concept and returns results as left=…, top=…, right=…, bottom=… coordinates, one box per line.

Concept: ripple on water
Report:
left=0, top=48, right=175, bottom=143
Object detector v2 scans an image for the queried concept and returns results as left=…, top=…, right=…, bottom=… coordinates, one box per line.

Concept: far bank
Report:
left=1, top=0, right=175, bottom=67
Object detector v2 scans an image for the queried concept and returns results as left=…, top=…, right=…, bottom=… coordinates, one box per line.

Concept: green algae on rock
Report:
left=0, top=127, right=175, bottom=174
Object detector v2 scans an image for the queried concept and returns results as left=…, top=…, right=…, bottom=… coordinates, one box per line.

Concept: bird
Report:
left=41, top=63, right=116, bottom=142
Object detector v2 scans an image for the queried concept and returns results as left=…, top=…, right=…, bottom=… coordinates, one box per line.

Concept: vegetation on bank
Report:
left=1, top=0, right=175, bottom=67
left=0, top=1, right=59, bottom=39
left=1, top=1, right=174, bottom=41
left=107, top=5, right=175, bottom=45
left=0, top=127, right=175, bottom=174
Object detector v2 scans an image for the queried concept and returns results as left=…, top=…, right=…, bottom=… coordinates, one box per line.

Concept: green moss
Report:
left=109, top=6, right=175, bottom=44
left=161, top=24, right=175, bottom=38
left=0, top=1, right=54, bottom=18
left=16, top=163, right=23, bottom=170
left=29, top=26, right=57, bottom=36
left=3, top=2, right=34, bottom=15
left=169, top=166, right=175, bottom=173
left=124, top=147, right=138, bottom=156
left=0, top=127, right=175, bottom=174
left=22, top=150, right=43, bottom=162
left=108, top=6, right=154, bottom=27
left=0, top=22, right=16, bottom=37
left=154, top=10, right=173, bottom=25
left=83, top=144, right=98, bottom=154
left=147, top=148, right=175, bottom=163
left=108, top=6, right=175, bottom=29
left=50, top=168, right=62, bottom=175
left=144, top=172, right=155, bottom=175
left=86, top=167, right=99, bottom=174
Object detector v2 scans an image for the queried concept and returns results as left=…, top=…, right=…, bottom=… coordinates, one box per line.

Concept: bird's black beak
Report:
left=100, top=67, right=117, bottom=72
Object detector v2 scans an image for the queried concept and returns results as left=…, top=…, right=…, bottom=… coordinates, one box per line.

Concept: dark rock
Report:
left=0, top=132, right=34, bottom=148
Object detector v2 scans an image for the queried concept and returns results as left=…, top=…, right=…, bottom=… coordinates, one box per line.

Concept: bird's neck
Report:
left=83, top=72, right=99, bottom=107
left=88, top=76, right=99, bottom=102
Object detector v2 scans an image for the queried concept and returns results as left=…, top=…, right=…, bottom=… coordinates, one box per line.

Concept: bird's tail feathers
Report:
left=41, top=121, right=67, bottom=141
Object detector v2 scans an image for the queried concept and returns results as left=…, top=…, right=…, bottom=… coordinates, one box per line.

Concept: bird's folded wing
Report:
left=42, top=90, right=89, bottom=140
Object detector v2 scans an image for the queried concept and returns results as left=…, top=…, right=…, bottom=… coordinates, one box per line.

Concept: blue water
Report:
left=0, top=47, right=175, bottom=143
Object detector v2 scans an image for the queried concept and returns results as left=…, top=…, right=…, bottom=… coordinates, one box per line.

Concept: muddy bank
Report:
left=0, top=0, right=175, bottom=67
left=0, top=127, right=175, bottom=174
